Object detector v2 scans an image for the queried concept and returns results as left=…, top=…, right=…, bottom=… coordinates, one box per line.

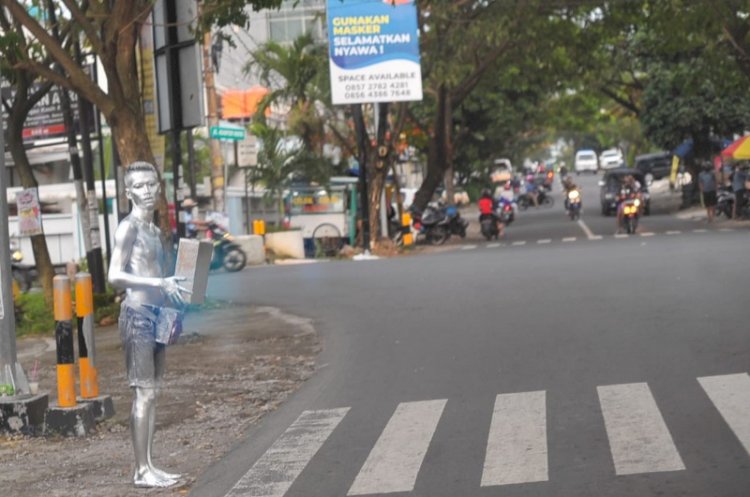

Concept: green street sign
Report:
left=210, top=126, right=246, bottom=141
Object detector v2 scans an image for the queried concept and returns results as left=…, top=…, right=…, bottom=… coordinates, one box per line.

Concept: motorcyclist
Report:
left=616, top=174, right=642, bottom=232
left=562, top=176, right=579, bottom=211
left=478, top=188, right=504, bottom=237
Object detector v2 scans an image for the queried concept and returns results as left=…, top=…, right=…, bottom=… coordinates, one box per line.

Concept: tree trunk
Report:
left=412, top=85, right=450, bottom=215
left=6, top=100, right=55, bottom=306
left=107, top=104, right=172, bottom=239
left=368, top=103, right=390, bottom=245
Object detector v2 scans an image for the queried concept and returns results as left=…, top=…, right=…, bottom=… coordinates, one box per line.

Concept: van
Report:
left=574, top=150, right=598, bottom=174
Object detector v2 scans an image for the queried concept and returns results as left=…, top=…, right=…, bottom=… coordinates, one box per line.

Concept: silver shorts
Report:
left=119, top=301, right=165, bottom=389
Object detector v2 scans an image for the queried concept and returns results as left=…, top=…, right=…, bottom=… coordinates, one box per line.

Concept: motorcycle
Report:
left=10, top=239, right=33, bottom=293
left=480, top=214, right=499, bottom=241
left=517, top=188, right=554, bottom=210
left=445, top=204, right=469, bottom=238
left=205, top=222, right=247, bottom=272
left=497, top=197, right=515, bottom=226
left=566, top=189, right=582, bottom=220
left=620, top=197, right=641, bottom=234
left=414, top=204, right=456, bottom=245
left=716, top=187, right=734, bottom=218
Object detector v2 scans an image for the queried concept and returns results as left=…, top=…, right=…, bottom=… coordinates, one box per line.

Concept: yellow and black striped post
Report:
left=401, top=212, right=413, bottom=246
left=253, top=219, right=266, bottom=235
left=75, top=273, right=98, bottom=399
left=53, top=275, right=76, bottom=408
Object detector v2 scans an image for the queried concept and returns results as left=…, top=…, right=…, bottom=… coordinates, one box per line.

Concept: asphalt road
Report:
left=191, top=175, right=749, bottom=497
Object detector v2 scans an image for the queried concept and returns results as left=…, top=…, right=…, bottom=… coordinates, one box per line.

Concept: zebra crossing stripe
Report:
left=597, top=383, right=685, bottom=475
left=225, top=408, right=349, bottom=497
left=348, top=399, right=447, bottom=495
left=698, top=373, right=750, bottom=455
left=481, top=391, right=548, bottom=487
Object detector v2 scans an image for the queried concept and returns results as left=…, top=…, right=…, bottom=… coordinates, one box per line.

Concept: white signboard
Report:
left=237, top=136, right=258, bottom=168
left=15, top=188, right=43, bottom=236
left=327, top=0, right=423, bottom=105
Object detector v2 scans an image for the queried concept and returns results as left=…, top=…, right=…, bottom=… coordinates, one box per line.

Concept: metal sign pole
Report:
left=0, top=101, right=28, bottom=395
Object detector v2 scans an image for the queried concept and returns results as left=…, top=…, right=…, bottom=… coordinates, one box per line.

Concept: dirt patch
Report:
left=0, top=304, right=320, bottom=497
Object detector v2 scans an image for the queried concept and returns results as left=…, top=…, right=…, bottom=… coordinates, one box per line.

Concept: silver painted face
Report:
left=126, top=171, right=160, bottom=210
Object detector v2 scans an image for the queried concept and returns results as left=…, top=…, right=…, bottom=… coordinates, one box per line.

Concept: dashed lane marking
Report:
left=537, top=239, right=552, bottom=244
left=693, top=229, right=708, bottom=233
left=487, top=243, right=501, bottom=249
left=640, top=232, right=655, bottom=237
left=461, top=245, right=478, bottom=250
left=614, top=234, right=629, bottom=239
left=666, top=230, right=681, bottom=235
left=562, top=237, right=576, bottom=242
left=512, top=241, right=526, bottom=246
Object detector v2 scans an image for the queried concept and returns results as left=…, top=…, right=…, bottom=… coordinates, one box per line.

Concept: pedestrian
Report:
left=698, top=162, right=718, bottom=223
left=108, top=161, right=190, bottom=488
left=731, top=164, right=747, bottom=219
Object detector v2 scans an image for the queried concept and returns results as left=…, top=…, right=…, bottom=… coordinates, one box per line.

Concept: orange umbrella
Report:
left=721, top=135, right=750, bottom=160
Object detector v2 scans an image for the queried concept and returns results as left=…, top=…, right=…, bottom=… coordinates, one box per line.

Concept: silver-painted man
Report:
left=108, top=161, right=189, bottom=488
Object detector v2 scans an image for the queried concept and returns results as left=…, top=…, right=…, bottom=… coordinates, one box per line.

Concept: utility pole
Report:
left=0, top=102, right=29, bottom=395
left=202, top=29, right=225, bottom=213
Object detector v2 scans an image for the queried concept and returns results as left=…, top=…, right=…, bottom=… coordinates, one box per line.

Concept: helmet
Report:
left=481, top=188, right=492, bottom=198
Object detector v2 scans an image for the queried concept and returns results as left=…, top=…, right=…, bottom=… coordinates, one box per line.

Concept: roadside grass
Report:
left=15, top=289, right=229, bottom=338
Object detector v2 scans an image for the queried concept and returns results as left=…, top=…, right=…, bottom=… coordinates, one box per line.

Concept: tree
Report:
left=0, top=7, right=61, bottom=305
left=0, top=0, right=283, bottom=236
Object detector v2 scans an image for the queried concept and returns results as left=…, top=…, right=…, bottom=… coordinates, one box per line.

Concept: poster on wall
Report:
left=16, top=188, right=43, bottom=237
left=327, top=0, right=423, bottom=105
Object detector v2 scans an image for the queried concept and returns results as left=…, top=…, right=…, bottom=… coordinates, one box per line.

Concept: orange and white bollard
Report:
left=53, top=275, right=76, bottom=408
left=75, top=273, right=98, bottom=399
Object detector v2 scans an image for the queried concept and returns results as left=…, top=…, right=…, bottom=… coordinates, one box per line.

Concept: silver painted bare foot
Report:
left=152, top=467, right=181, bottom=480
left=133, top=469, right=179, bottom=488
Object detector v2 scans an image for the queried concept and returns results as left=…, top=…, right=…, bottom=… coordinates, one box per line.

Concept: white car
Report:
left=574, top=150, right=598, bottom=174
left=599, top=149, right=624, bottom=170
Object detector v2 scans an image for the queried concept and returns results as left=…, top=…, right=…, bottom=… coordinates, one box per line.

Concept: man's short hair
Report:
left=124, top=161, right=159, bottom=187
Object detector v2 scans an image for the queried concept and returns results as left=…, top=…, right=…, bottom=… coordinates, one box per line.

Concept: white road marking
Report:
left=487, top=243, right=501, bottom=248
left=719, top=228, right=735, bottom=232
left=481, top=391, right=548, bottom=487
left=640, top=232, right=655, bottom=237
left=537, top=239, right=552, bottom=244
left=348, top=400, right=447, bottom=495
left=589, top=235, right=603, bottom=240
left=576, top=219, right=597, bottom=240
left=562, top=237, right=577, bottom=243
left=698, top=373, right=750, bottom=455
left=512, top=241, right=526, bottom=246
left=597, top=383, right=685, bottom=475
left=461, top=245, right=478, bottom=250
left=693, top=229, right=708, bottom=233
left=226, top=408, right=349, bottom=497
left=614, top=233, right=629, bottom=239
left=666, top=230, right=681, bottom=235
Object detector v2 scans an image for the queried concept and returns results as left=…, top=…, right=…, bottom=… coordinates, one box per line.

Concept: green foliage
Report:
left=14, top=292, right=55, bottom=337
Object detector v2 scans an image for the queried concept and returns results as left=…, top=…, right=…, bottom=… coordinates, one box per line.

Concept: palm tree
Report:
left=245, top=33, right=328, bottom=155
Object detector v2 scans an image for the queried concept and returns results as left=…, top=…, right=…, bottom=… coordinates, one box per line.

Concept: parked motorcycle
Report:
left=716, top=187, right=734, bottom=218
left=414, top=202, right=466, bottom=245
left=566, top=189, right=582, bottom=220
left=445, top=205, right=469, bottom=238
left=10, top=239, right=33, bottom=293
left=620, top=197, right=641, bottom=234
left=205, top=222, right=247, bottom=272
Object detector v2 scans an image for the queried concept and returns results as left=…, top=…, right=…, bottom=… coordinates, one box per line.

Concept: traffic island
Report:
left=45, top=401, right=96, bottom=437
left=0, top=392, right=49, bottom=436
